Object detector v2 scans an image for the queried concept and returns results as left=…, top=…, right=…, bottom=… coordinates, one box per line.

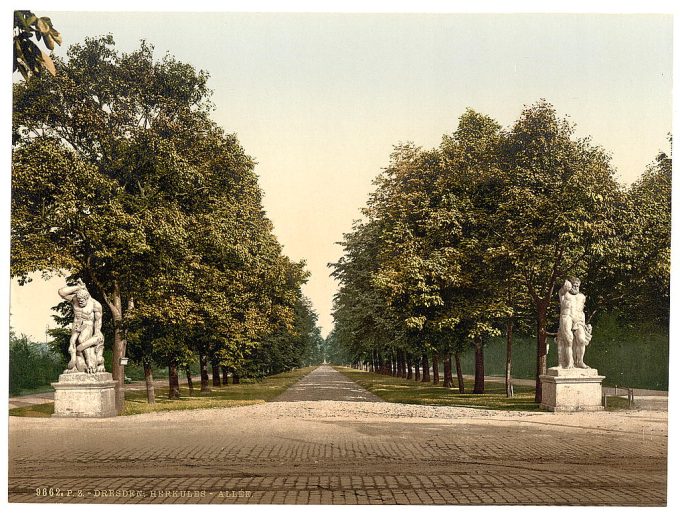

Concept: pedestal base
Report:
left=52, top=372, right=117, bottom=418
left=539, top=367, right=605, bottom=412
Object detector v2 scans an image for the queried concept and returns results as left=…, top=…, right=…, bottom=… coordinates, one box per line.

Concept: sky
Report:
left=5, top=4, right=674, bottom=342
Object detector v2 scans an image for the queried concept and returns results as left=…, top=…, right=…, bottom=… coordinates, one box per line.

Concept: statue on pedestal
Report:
left=556, top=277, right=592, bottom=369
left=58, top=279, right=106, bottom=374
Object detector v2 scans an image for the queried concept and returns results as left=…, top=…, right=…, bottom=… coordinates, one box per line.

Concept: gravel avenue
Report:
left=8, top=365, right=667, bottom=505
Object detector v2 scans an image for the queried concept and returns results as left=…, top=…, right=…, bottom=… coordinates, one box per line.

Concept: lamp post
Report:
left=118, top=357, right=129, bottom=413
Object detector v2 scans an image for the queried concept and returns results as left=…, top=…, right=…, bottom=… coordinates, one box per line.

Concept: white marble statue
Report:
left=556, top=277, right=592, bottom=369
left=58, top=279, right=106, bottom=374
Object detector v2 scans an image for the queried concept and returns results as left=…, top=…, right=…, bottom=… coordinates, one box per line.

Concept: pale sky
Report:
left=6, top=7, right=673, bottom=341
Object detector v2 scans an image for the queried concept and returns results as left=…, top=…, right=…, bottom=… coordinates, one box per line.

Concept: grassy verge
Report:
left=337, top=367, right=631, bottom=412
left=336, top=366, right=540, bottom=411
left=9, top=366, right=316, bottom=418
left=8, top=403, right=55, bottom=418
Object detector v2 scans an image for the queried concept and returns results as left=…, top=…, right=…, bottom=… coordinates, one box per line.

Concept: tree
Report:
left=498, top=100, right=622, bottom=402
left=624, top=144, right=671, bottom=327
left=12, top=36, right=309, bottom=411
left=330, top=101, right=631, bottom=406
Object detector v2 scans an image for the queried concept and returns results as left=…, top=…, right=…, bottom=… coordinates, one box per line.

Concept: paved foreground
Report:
left=8, top=366, right=667, bottom=505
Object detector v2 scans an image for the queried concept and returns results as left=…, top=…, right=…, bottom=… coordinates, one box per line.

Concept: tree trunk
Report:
left=535, top=301, right=548, bottom=403
left=168, top=363, right=180, bottom=399
left=222, top=366, right=229, bottom=385
left=232, top=371, right=240, bottom=384
left=211, top=361, right=221, bottom=387
left=443, top=353, right=453, bottom=388
left=421, top=354, right=430, bottom=382
left=506, top=318, right=514, bottom=398
left=406, top=355, right=413, bottom=379
left=143, top=360, right=155, bottom=404
left=199, top=354, right=210, bottom=393
left=432, top=352, right=439, bottom=384
left=92, top=277, right=129, bottom=414
left=473, top=337, right=485, bottom=394
left=185, top=367, right=194, bottom=394
left=414, top=358, right=420, bottom=381
left=103, top=282, right=128, bottom=414
left=454, top=351, right=465, bottom=393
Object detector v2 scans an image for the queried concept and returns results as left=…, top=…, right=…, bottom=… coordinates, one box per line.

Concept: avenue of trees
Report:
left=328, top=103, right=671, bottom=401
left=11, top=36, right=324, bottom=411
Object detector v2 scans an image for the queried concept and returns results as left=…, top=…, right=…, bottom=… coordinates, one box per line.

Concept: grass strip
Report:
left=335, top=366, right=540, bottom=411
left=10, top=366, right=317, bottom=418
left=337, top=367, right=630, bottom=412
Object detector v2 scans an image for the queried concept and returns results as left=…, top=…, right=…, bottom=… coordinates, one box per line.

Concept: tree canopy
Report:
left=329, top=101, right=670, bottom=401
left=12, top=36, right=322, bottom=410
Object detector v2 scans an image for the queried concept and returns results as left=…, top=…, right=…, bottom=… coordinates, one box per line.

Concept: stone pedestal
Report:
left=539, top=367, right=605, bottom=412
left=52, top=372, right=117, bottom=418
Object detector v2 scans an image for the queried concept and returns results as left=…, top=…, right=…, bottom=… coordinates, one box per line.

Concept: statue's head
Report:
left=567, top=276, right=581, bottom=295
left=75, top=288, right=90, bottom=307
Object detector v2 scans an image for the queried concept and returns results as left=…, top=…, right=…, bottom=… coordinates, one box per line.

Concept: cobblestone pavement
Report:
left=8, top=366, right=667, bottom=506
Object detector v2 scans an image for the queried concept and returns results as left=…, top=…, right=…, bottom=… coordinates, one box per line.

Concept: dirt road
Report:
left=8, top=365, right=667, bottom=505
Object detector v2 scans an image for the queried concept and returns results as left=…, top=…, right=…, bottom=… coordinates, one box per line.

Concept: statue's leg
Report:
left=66, top=333, right=79, bottom=372
left=556, top=336, right=566, bottom=368
left=573, top=327, right=589, bottom=368
left=84, top=347, right=97, bottom=373
left=557, top=322, right=574, bottom=368
left=77, top=327, right=96, bottom=373
left=95, top=342, right=105, bottom=372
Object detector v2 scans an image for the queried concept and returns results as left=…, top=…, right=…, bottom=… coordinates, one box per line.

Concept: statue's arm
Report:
left=558, top=279, right=572, bottom=301
left=58, top=284, right=80, bottom=301
left=59, top=278, right=86, bottom=301
left=93, top=301, right=103, bottom=335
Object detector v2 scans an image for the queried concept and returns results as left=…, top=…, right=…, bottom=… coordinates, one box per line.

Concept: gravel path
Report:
left=273, top=364, right=382, bottom=402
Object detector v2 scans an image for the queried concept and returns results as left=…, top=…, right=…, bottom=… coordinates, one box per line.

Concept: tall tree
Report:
left=498, top=101, right=622, bottom=402
left=12, top=35, right=308, bottom=411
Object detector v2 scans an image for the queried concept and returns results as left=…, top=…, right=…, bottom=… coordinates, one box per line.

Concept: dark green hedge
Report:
left=460, top=315, right=668, bottom=390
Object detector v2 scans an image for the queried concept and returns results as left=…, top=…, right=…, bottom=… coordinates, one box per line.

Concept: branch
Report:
left=86, top=255, right=121, bottom=321
left=543, top=241, right=564, bottom=297
left=525, top=269, right=540, bottom=305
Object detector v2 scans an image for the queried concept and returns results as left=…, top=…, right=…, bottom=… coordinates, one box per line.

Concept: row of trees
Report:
left=11, top=36, right=323, bottom=412
left=328, top=102, right=670, bottom=402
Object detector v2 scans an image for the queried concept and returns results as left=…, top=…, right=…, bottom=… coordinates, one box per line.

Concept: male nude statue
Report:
left=58, top=279, right=106, bottom=374
left=556, top=277, right=592, bottom=369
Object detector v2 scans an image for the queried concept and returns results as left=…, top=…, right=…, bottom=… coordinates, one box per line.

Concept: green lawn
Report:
left=337, top=367, right=633, bottom=412
left=9, top=366, right=316, bottom=418
left=336, top=366, right=541, bottom=411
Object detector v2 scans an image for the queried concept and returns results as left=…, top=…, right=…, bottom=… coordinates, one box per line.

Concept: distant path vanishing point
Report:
left=273, top=364, right=382, bottom=402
